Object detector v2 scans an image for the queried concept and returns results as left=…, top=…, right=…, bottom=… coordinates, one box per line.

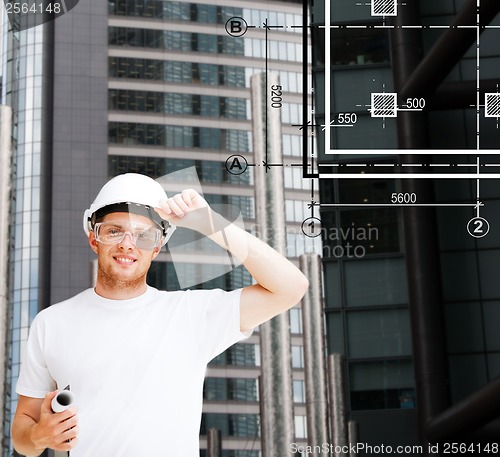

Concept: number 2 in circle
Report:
left=467, top=217, right=490, bottom=238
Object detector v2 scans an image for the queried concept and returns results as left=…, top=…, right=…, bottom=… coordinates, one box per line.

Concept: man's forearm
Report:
left=12, top=416, right=45, bottom=457
left=208, top=212, right=307, bottom=298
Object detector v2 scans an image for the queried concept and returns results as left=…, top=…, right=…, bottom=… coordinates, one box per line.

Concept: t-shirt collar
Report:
left=89, top=285, right=157, bottom=310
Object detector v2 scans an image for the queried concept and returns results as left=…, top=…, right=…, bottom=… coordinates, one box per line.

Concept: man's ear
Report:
left=151, top=245, right=161, bottom=260
left=89, top=231, right=98, bottom=254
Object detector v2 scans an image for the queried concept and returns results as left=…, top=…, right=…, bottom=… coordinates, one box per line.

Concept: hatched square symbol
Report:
left=371, top=93, right=397, bottom=117
left=485, top=93, right=500, bottom=117
left=371, top=0, right=397, bottom=17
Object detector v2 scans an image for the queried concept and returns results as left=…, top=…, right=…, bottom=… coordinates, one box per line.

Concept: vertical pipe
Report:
left=328, top=353, right=348, bottom=457
left=323, top=0, right=331, bottom=155
left=258, top=375, right=267, bottom=453
left=300, top=254, right=329, bottom=453
left=251, top=72, right=294, bottom=457
left=348, top=420, right=359, bottom=457
left=39, top=14, right=54, bottom=312
left=390, top=2, right=450, bottom=451
left=389, top=0, right=428, bottom=150
left=207, top=428, right=222, bottom=457
left=0, top=105, right=13, bottom=450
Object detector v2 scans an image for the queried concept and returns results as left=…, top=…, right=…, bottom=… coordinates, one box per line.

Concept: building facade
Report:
left=1, top=0, right=318, bottom=455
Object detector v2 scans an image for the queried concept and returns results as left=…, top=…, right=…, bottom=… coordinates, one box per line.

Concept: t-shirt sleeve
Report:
left=187, top=288, right=253, bottom=363
left=16, top=315, right=56, bottom=398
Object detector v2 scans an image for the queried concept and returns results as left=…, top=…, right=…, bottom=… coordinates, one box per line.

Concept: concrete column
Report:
left=300, top=254, right=329, bottom=453
left=0, top=105, right=13, bottom=447
left=328, top=353, right=349, bottom=457
left=348, top=420, right=359, bottom=457
left=251, top=72, right=294, bottom=457
left=207, top=428, right=222, bottom=457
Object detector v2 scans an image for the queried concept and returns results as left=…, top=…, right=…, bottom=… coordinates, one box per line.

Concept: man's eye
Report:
left=106, top=228, right=123, bottom=236
left=137, top=229, right=155, bottom=240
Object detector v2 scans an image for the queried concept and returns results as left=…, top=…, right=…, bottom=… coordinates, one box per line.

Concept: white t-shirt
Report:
left=16, top=286, right=250, bottom=457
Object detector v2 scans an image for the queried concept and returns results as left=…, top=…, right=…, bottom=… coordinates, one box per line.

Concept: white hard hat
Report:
left=83, top=173, right=175, bottom=246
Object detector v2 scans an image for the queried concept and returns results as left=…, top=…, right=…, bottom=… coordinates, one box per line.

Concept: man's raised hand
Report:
left=156, top=189, right=215, bottom=234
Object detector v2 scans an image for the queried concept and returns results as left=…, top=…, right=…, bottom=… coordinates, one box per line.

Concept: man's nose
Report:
left=118, top=232, right=137, bottom=248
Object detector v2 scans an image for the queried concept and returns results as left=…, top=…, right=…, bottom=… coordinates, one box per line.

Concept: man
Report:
left=11, top=173, right=309, bottom=457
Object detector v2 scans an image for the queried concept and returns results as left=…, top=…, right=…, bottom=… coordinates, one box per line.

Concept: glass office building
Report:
left=1, top=0, right=318, bottom=455
left=312, top=0, right=500, bottom=450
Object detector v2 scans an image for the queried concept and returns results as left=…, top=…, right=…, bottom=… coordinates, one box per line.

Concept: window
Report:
left=109, top=57, right=302, bottom=92
left=110, top=0, right=245, bottom=25
left=109, top=89, right=248, bottom=120
left=204, top=378, right=258, bottom=402
left=293, top=379, right=305, bottom=403
left=108, top=123, right=250, bottom=152
left=290, top=307, right=303, bottom=334
left=294, top=415, right=307, bottom=439
left=349, top=360, right=415, bottom=410
left=284, top=167, right=316, bottom=190
left=282, top=134, right=303, bottom=156
left=200, top=413, right=260, bottom=437
left=343, top=258, right=408, bottom=307
left=346, top=309, right=412, bottom=358
left=331, top=25, right=390, bottom=66
left=285, top=199, right=307, bottom=222
left=109, top=27, right=300, bottom=60
left=291, top=345, right=304, bottom=368
left=210, top=343, right=259, bottom=367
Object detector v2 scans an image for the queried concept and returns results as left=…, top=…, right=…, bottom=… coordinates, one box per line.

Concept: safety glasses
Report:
left=93, top=220, right=163, bottom=250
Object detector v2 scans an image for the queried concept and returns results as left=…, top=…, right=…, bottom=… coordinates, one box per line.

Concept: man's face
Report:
left=89, top=212, right=161, bottom=288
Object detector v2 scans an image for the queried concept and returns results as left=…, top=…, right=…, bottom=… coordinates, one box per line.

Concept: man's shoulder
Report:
left=51, top=288, right=93, bottom=308
left=34, top=289, right=93, bottom=321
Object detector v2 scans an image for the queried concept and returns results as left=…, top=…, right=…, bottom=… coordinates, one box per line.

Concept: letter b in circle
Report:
left=225, top=17, right=248, bottom=37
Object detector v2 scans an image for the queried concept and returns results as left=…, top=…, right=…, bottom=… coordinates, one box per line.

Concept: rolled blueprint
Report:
left=51, top=390, right=75, bottom=413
